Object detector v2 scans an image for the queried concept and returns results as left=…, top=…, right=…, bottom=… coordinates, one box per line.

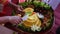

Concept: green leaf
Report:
left=19, top=2, right=28, bottom=8
left=44, top=4, right=51, bottom=9
left=26, top=12, right=32, bottom=15
left=40, top=2, right=45, bottom=7
left=33, top=1, right=40, bottom=7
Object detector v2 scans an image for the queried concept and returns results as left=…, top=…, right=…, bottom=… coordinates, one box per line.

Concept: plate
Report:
left=17, top=1, right=54, bottom=34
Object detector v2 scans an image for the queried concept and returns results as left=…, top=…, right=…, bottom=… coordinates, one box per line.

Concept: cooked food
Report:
left=23, top=8, right=34, bottom=15
left=18, top=1, right=53, bottom=33
left=23, top=13, right=41, bottom=27
left=23, top=8, right=34, bottom=12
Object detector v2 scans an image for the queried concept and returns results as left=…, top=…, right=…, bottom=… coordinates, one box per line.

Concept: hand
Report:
left=9, top=1, right=23, bottom=11
left=8, top=16, right=22, bottom=25
left=17, top=6, right=25, bottom=17
left=17, top=5, right=24, bottom=12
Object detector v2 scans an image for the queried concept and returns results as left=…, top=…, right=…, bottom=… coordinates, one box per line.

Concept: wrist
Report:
left=4, top=16, right=10, bottom=23
left=0, top=16, right=9, bottom=24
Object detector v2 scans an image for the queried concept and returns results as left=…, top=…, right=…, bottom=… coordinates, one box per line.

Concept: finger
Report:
left=12, top=20, right=19, bottom=25
left=18, top=18, right=22, bottom=24
left=18, top=6, right=23, bottom=9
left=16, top=20, right=20, bottom=24
left=18, top=8, right=22, bottom=11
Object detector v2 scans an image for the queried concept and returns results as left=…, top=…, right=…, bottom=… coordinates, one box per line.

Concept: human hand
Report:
left=17, top=6, right=25, bottom=17
left=8, top=16, right=22, bottom=25
left=17, top=5, right=23, bottom=11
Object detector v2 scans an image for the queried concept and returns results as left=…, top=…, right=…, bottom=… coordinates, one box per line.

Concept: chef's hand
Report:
left=17, top=6, right=25, bottom=17
left=18, top=6, right=23, bottom=11
left=8, top=16, right=22, bottom=25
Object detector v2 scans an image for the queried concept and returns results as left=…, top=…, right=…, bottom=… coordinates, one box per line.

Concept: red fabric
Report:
left=0, top=0, right=2, bottom=3
left=0, top=0, right=19, bottom=16
left=12, top=0, right=19, bottom=4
